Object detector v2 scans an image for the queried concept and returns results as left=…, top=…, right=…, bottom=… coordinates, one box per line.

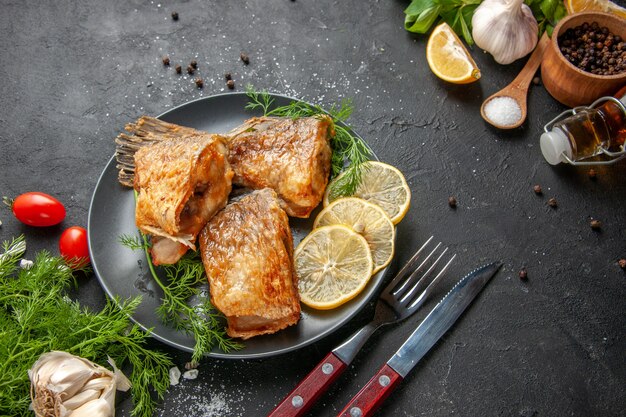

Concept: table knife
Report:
left=336, top=261, right=502, bottom=417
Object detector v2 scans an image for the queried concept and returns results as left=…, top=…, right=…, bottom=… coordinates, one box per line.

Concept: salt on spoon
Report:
left=480, top=33, right=550, bottom=129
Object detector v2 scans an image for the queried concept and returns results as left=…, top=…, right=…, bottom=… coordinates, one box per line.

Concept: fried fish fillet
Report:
left=116, top=116, right=207, bottom=188
left=199, top=188, right=300, bottom=339
left=227, top=116, right=333, bottom=218
left=134, top=134, right=233, bottom=265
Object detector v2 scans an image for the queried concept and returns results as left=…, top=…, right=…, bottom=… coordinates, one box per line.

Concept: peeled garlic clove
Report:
left=62, top=389, right=101, bottom=410
left=182, top=369, right=199, bottom=380
left=169, top=366, right=181, bottom=386
left=68, top=398, right=112, bottom=417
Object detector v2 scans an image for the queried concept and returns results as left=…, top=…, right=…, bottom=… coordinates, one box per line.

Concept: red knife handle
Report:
left=336, top=364, right=403, bottom=417
left=268, top=352, right=348, bottom=417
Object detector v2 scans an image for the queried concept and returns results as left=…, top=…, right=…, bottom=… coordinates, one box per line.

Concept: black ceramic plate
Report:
left=88, top=92, right=386, bottom=359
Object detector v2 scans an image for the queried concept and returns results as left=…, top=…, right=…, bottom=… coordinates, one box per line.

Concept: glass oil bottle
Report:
left=540, top=86, right=626, bottom=165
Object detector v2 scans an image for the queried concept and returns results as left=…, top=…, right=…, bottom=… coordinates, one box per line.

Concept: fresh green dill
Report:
left=0, top=235, right=172, bottom=417
left=122, top=229, right=242, bottom=363
left=245, top=85, right=371, bottom=197
left=119, top=233, right=145, bottom=250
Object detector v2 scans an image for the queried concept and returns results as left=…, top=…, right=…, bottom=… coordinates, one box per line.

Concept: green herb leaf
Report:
left=0, top=235, right=172, bottom=417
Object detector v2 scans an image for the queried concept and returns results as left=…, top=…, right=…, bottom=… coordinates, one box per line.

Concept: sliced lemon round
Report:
left=324, top=161, right=411, bottom=225
left=566, top=0, right=626, bottom=17
left=314, top=197, right=395, bottom=275
left=295, top=225, right=373, bottom=310
left=426, top=22, right=481, bottom=84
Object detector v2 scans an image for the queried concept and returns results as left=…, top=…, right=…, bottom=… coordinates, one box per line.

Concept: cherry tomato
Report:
left=11, top=192, right=66, bottom=227
left=59, top=226, right=90, bottom=268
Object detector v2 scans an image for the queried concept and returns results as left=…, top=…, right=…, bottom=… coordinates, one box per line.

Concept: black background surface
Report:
left=1, top=1, right=625, bottom=416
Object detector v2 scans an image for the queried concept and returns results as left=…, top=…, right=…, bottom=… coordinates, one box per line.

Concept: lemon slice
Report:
left=324, top=161, right=411, bottom=225
left=295, top=225, right=374, bottom=310
left=426, top=22, right=481, bottom=84
left=566, top=0, right=626, bottom=17
left=314, top=197, right=395, bottom=275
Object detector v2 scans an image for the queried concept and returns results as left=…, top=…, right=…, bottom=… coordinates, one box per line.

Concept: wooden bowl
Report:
left=541, top=11, right=626, bottom=107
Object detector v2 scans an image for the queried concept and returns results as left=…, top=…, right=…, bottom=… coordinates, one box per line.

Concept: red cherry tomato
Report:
left=59, top=226, right=90, bottom=268
left=11, top=192, right=66, bottom=227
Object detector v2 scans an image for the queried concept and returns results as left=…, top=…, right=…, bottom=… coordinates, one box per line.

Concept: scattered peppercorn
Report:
left=187, top=65, right=195, bottom=75
left=448, top=196, right=457, bottom=208
left=519, top=267, right=528, bottom=281
left=532, top=76, right=541, bottom=85
left=162, top=56, right=170, bottom=66
left=588, top=168, right=597, bottom=179
left=618, top=259, right=626, bottom=269
left=175, top=64, right=182, bottom=74
left=590, top=219, right=602, bottom=230
left=533, top=184, right=542, bottom=195
left=548, top=197, right=558, bottom=208
left=190, top=60, right=198, bottom=69
left=195, top=78, right=203, bottom=88
left=558, top=21, right=626, bottom=76
left=224, top=72, right=232, bottom=81
left=171, top=11, right=179, bottom=21
left=240, top=52, right=250, bottom=65
left=227, top=79, right=235, bottom=89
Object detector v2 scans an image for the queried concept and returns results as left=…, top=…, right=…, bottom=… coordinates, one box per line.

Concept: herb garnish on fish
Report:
left=245, top=87, right=371, bottom=200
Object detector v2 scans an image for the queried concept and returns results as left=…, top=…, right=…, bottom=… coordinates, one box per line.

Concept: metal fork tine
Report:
left=407, top=253, right=456, bottom=310
left=383, top=235, right=434, bottom=293
left=399, top=246, right=449, bottom=304
left=393, top=241, right=442, bottom=298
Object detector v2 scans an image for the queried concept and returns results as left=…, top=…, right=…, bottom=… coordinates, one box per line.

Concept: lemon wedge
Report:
left=294, top=225, right=373, bottom=310
left=314, top=197, right=395, bottom=275
left=566, top=0, right=626, bottom=17
left=426, top=22, right=481, bottom=84
left=324, top=161, right=411, bottom=225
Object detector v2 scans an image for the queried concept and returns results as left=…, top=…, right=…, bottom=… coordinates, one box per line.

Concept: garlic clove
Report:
left=169, top=366, right=181, bottom=386
left=68, top=398, right=112, bottom=417
left=80, top=376, right=112, bottom=393
left=48, top=358, right=97, bottom=398
left=62, top=389, right=101, bottom=410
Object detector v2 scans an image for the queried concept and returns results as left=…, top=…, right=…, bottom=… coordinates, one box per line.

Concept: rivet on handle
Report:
left=291, top=395, right=303, bottom=408
left=349, top=407, right=363, bottom=417
left=322, top=362, right=334, bottom=374
left=378, top=374, right=391, bottom=387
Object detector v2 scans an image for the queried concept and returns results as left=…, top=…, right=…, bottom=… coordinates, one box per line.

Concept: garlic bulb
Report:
left=29, top=351, right=130, bottom=417
left=471, top=0, right=538, bottom=65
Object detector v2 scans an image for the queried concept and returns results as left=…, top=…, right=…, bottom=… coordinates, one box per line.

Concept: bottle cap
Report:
left=540, top=128, right=572, bottom=165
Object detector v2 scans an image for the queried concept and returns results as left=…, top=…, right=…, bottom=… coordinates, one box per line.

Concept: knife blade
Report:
left=336, top=261, right=502, bottom=417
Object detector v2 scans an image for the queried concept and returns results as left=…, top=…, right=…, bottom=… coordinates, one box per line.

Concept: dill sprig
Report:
left=121, top=229, right=243, bottom=363
left=245, top=86, right=371, bottom=197
left=0, top=235, right=172, bottom=417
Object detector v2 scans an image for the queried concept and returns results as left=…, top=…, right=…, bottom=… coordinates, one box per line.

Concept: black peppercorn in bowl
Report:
left=541, top=11, right=626, bottom=107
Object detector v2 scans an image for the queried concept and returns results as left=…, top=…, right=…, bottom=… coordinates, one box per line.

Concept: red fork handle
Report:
left=268, top=352, right=348, bottom=417
left=336, top=364, right=403, bottom=417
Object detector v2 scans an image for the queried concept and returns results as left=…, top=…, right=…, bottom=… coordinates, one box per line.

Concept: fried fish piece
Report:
left=134, top=134, right=233, bottom=265
left=199, top=188, right=300, bottom=339
left=116, top=116, right=207, bottom=188
left=226, top=116, right=333, bottom=218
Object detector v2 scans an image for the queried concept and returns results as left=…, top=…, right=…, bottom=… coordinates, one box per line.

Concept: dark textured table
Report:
left=1, top=1, right=625, bottom=416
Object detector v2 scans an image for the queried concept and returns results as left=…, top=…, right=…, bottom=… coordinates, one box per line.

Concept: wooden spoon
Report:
left=480, top=33, right=550, bottom=129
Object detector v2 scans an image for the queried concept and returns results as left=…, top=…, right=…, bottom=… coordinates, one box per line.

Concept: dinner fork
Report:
left=268, top=236, right=456, bottom=417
